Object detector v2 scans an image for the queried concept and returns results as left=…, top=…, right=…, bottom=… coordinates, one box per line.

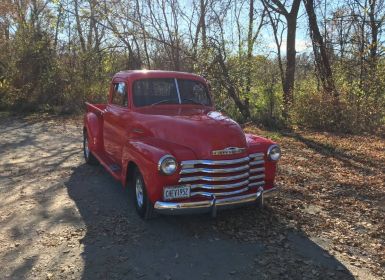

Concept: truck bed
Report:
left=85, top=102, right=106, bottom=114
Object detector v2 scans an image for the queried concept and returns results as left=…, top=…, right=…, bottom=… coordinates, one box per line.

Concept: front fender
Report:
left=246, top=133, right=277, bottom=189
left=121, top=138, right=196, bottom=203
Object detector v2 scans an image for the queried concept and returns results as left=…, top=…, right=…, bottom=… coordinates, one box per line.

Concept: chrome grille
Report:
left=179, top=153, right=265, bottom=198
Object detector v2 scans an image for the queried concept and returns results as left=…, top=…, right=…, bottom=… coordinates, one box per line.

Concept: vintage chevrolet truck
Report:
left=83, top=70, right=281, bottom=219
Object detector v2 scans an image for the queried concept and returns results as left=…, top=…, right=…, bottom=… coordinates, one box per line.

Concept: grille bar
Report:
left=250, top=174, right=265, bottom=180
left=250, top=160, right=264, bottom=166
left=189, top=180, right=250, bottom=190
left=249, top=181, right=264, bottom=187
left=181, top=156, right=250, bottom=166
left=250, top=167, right=265, bottom=173
left=179, top=172, right=249, bottom=183
left=180, top=163, right=249, bottom=175
left=249, top=152, right=264, bottom=158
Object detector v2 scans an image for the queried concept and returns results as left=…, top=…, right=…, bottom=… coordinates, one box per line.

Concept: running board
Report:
left=91, top=151, right=122, bottom=180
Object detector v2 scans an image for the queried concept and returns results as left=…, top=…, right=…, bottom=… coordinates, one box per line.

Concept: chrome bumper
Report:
left=154, top=187, right=277, bottom=216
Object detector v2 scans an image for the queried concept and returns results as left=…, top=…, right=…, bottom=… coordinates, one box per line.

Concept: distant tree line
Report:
left=0, top=0, right=384, bottom=133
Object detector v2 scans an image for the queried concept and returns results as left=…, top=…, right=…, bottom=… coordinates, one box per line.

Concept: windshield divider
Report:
left=174, top=78, right=182, bottom=104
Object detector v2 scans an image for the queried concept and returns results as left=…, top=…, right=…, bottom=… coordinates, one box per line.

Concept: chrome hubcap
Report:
left=135, top=177, right=144, bottom=208
left=84, top=136, right=90, bottom=158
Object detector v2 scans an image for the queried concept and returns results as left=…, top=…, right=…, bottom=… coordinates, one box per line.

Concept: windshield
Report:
left=132, top=78, right=211, bottom=107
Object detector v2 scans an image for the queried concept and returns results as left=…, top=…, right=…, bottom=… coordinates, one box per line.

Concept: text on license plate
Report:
left=163, top=186, right=190, bottom=201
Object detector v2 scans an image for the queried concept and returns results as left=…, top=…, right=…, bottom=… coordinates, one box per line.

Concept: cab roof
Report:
left=113, top=70, right=206, bottom=82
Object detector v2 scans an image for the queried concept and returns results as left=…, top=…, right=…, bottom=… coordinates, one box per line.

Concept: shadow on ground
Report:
left=66, top=164, right=354, bottom=280
left=282, top=131, right=383, bottom=173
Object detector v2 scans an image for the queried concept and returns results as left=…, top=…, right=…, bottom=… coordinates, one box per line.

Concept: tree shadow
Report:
left=280, top=131, right=385, bottom=204
left=282, top=131, right=383, bottom=174
left=66, top=164, right=355, bottom=280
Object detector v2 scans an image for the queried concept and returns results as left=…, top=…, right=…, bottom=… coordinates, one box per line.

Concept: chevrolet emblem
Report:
left=212, top=147, right=246, bottom=156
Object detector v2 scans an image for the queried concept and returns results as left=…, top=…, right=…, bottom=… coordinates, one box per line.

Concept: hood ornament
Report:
left=212, top=147, right=246, bottom=156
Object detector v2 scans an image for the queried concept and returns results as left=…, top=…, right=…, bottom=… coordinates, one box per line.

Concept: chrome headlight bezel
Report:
left=267, top=144, right=281, bottom=161
left=158, top=155, right=178, bottom=175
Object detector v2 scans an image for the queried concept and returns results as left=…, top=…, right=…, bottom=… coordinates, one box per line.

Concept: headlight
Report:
left=158, top=155, right=177, bottom=175
left=267, top=144, right=281, bottom=161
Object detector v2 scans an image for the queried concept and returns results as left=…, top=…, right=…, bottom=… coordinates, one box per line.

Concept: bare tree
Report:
left=365, top=0, right=385, bottom=74
left=208, top=0, right=266, bottom=120
left=245, top=0, right=266, bottom=104
left=263, top=1, right=285, bottom=93
left=303, top=0, right=337, bottom=97
left=262, top=0, right=301, bottom=120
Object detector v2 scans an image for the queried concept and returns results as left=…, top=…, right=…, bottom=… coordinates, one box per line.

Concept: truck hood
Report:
left=133, top=107, right=248, bottom=159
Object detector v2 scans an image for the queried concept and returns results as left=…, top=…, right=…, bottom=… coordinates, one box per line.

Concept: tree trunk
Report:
left=54, top=4, right=63, bottom=50
left=283, top=16, right=297, bottom=119
left=200, top=0, right=207, bottom=49
left=245, top=0, right=254, bottom=113
left=368, top=0, right=379, bottom=72
left=264, top=4, right=285, bottom=91
left=74, top=0, right=86, bottom=53
left=263, top=0, right=301, bottom=121
left=216, top=53, right=251, bottom=120
left=303, top=0, right=337, bottom=97
left=135, top=0, right=151, bottom=69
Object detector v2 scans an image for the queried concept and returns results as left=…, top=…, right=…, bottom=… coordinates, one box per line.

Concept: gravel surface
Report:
left=0, top=115, right=381, bottom=280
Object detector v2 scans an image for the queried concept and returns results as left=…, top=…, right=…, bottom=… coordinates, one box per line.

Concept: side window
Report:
left=111, top=82, right=127, bottom=107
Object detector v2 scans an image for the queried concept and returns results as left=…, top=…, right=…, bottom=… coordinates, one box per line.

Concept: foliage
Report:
left=294, top=89, right=385, bottom=134
left=1, top=26, right=63, bottom=111
left=0, top=0, right=384, bottom=133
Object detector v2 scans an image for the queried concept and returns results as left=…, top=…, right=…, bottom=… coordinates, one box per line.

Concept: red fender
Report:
left=246, top=133, right=277, bottom=189
left=120, top=139, right=196, bottom=203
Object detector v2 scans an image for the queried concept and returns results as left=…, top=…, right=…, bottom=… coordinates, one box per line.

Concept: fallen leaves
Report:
left=243, top=126, right=385, bottom=278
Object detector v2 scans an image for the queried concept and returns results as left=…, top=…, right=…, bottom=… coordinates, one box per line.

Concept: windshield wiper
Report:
left=181, top=98, right=204, bottom=106
left=150, top=99, right=178, bottom=106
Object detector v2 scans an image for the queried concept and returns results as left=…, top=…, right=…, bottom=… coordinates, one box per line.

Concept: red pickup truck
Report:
left=83, top=70, right=281, bottom=219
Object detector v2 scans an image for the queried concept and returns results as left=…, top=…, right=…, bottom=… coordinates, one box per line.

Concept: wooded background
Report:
left=0, top=0, right=384, bottom=133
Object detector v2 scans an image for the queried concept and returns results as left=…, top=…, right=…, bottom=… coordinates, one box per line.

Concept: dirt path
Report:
left=0, top=115, right=382, bottom=279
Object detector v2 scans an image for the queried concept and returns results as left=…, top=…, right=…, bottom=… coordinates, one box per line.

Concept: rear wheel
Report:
left=83, top=130, right=98, bottom=165
left=133, top=168, right=154, bottom=219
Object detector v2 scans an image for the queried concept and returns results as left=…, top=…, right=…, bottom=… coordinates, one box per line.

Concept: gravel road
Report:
left=0, top=115, right=361, bottom=279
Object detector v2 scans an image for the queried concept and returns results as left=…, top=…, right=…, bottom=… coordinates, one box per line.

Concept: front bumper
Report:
left=154, top=186, right=277, bottom=216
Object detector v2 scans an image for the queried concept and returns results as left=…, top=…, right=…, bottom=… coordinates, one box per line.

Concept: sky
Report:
left=258, top=4, right=313, bottom=56
left=196, top=0, right=314, bottom=57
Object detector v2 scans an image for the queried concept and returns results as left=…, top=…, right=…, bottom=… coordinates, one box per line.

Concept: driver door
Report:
left=103, top=80, right=128, bottom=164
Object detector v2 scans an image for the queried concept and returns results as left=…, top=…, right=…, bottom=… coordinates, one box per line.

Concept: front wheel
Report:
left=83, top=130, right=98, bottom=165
left=133, top=168, right=154, bottom=219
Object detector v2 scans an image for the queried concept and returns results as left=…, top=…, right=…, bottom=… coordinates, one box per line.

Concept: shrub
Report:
left=293, top=87, right=385, bottom=133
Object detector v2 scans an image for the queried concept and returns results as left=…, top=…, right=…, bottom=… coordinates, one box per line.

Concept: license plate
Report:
left=163, top=186, right=190, bottom=201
